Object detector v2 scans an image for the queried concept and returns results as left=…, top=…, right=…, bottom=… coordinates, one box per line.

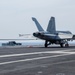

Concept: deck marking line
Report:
left=0, top=53, right=73, bottom=65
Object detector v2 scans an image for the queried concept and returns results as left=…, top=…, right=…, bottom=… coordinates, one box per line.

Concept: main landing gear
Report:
left=45, top=40, right=51, bottom=48
left=60, top=43, right=69, bottom=47
left=44, top=40, right=69, bottom=48
left=60, top=41, right=69, bottom=47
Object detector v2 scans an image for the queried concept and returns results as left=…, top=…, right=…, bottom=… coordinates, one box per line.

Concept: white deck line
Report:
left=0, top=53, right=72, bottom=65
left=0, top=49, right=75, bottom=58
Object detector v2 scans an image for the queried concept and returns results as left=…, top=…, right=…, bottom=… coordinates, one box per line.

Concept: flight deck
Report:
left=0, top=46, right=75, bottom=75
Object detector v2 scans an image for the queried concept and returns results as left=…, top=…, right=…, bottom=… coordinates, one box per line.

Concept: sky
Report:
left=0, top=0, right=75, bottom=39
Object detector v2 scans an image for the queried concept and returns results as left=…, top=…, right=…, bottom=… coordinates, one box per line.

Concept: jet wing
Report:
left=72, top=35, right=75, bottom=39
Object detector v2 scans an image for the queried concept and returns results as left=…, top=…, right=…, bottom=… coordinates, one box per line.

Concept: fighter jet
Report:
left=32, top=17, right=75, bottom=47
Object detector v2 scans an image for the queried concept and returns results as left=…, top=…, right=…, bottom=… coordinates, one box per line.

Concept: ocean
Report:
left=0, top=40, right=45, bottom=47
left=0, top=40, right=75, bottom=47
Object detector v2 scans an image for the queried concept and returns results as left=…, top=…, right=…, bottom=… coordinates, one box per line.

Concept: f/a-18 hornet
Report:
left=32, top=17, right=75, bottom=47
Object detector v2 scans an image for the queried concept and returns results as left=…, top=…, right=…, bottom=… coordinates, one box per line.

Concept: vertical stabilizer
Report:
left=47, top=17, right=56, bottom=33
left=32, top=17, right=44, bottom=31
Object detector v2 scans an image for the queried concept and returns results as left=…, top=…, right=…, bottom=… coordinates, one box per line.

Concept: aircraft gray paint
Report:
left=32, top=17, right=75, bottom=47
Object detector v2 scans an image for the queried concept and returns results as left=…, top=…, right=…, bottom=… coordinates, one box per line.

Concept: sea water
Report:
left=0, top=40, right=45, bottom=47
left=0, top=40, right=75, bottom=47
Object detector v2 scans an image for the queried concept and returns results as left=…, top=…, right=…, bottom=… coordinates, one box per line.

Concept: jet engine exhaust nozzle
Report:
left=33, top=33, right=41, bottom=37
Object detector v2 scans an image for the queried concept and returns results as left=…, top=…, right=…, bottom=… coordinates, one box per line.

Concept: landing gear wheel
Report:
left=60, top=43, right=64, bottom=47
left=45, top=43, right=48, bottom=48
left=65, top=43, right=69, bottom=47
left=45, top=41, right=48, bottom=48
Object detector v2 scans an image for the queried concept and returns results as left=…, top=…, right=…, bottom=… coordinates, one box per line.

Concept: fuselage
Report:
left=33, top=31, right=73, bottom=41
